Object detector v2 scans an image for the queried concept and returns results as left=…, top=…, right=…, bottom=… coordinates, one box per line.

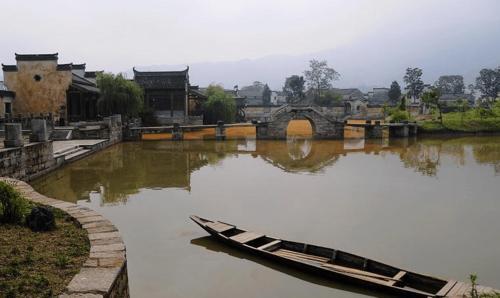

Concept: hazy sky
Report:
left=1, top=0, right=499, bottom=80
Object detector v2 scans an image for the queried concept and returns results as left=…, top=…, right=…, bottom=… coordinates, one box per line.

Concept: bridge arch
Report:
left=257, top=106, right=344, bottom=139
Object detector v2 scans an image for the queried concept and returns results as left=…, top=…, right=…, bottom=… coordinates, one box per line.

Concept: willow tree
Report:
left=96, top=73, right=144, bottom=118
left=203, top=84, right=236, bottom=124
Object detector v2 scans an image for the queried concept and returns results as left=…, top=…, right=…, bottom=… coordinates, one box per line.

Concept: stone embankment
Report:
left=0, top=177, right=130, bottom=298
left=0, top=115, right=123, bottom=181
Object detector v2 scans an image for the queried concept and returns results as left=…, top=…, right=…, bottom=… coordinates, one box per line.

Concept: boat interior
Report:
left=194, top=216, right=451, bottom=296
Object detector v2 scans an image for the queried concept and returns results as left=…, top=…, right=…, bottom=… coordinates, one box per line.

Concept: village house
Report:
left=0, top=81, right=15, bottom=118
left=1, top=53, right=100, bottom=124
left=330, top=88, right=368, bottom=115
left=270, top=91, right=287, bottom=105
left=133, top=67, right=207, bottom=125
left=366, top=87, right=389, bottom=105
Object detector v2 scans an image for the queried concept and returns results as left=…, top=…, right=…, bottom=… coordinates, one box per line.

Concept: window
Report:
left=5, top=102, right=12, bottom=114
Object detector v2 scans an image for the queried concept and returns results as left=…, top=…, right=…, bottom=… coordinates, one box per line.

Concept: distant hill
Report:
left=130, top=26, right=500, bottom=92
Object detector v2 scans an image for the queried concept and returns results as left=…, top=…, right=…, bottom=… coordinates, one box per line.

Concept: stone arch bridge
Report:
left=256, top=105, right=345, bottom=139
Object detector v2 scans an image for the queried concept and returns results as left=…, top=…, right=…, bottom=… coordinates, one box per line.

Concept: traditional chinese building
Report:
left=0, top=81, right=15, bottom=118
left=133, top=67, right=207, bottom=125
left=1, top=53, right=100, bottom=123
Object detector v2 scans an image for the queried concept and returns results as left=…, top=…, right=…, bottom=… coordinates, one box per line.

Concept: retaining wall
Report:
left=0, top=141, right=55, bottom=180
left=0, top=177, right=130, bottom=298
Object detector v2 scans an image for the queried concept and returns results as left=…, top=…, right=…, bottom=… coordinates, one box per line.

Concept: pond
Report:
left=32, top=136, right=500, bottom=297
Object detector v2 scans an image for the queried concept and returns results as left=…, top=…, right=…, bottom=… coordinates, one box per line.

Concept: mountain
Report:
left=131, top=26, right=500, bottom=92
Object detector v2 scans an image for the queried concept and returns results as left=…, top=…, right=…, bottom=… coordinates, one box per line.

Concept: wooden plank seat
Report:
left=206, top=221, right=234, bottom=233
left=258, top=240, right=281, bottom=251
left=386, top=271, right=406, bottom=286
left=230, top=231, right=264, bottom=244
left=435, top=280, right=457, bottom=296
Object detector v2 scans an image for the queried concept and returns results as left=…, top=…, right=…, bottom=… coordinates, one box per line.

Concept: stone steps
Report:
left=64, top=148, right=91, bottom=162
left=54, top=145, right=82, bottom=159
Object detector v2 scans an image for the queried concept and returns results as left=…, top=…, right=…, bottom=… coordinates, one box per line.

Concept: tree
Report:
left=313, top=90, right=342, bottom=107
left=403, top=67, right=424, bottom=101
left=435, top=75, right=465, bottom=94
left=475, top=67, right=500, bottom=100
left=399, top=95, right=407, bottom=111
left=421, top=88, right=443, bottom=123
left=388, top=81, right=402, bottom=105
left=304, top=59, right=340, bottom=99
left=262, top=84, right=272, bottom=106
left=456, top=98, right=469, bottom=123
left=203, top=84, right=236, bottom=124
left=283, top=75, right=305, bottom=103
left=96, top=73, right=144, bottom=118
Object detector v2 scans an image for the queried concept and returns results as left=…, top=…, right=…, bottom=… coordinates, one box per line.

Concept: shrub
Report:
left=388, top=109, right=410, bottom=122
left=26, top=206, right=55, bottom=232
left=0, top=181, right=28, bottom=224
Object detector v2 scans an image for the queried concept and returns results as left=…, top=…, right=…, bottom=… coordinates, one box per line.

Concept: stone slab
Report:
left=66, top=267, right=121, bottom=294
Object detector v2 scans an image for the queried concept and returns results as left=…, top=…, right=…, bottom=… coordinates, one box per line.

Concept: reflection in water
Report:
left=32, top=137, right=500, bottom=204
left=190, top=236, right=392, bottom=298
left=31, top=136, right=500, bottom=297
left=287, top=138, right=313, bottom=160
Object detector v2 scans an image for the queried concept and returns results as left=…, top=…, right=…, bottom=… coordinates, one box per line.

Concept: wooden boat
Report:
left=190, top=215, right=498, bottom=298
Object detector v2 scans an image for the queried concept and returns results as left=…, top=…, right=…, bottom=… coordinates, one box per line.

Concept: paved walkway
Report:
left=53, top=139, right=107, bottom=153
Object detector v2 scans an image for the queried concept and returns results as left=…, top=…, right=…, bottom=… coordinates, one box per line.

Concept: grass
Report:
left=0, top=207, right=89, bottom=297
left=418, top=105, right=500, bottom=133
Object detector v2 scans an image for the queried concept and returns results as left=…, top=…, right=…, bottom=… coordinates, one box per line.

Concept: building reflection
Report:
left=32, top=136, right=500, bottom=205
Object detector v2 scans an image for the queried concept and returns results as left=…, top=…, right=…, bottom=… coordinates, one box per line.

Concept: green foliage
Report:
left=475, top=67, right=500, bottom=99
left=304, top=59, right=340, bottom=99
left=404, top=67, right=424, bottom=100
left=55, top=254, right=70, bottom=269
left=469, top=274, right=500, bottom=298
left=388, top=81, right=401, bottom=105
left=435, top=75, right=465, bottom=94
left=0, top=181, right=28, bottom=224
left=96, top=72, right=144, bottom=118
left=418, top=104, right=500, bottom=133
left=422, top=88, right=443, bottom=123
left=203, top=84, right=236, bottom=124
left=388, top=109, right=411, bottom=122
left=399, top=95, right=407, bottom=111
left=283, top=75, right=305, bottom=103
left=313, top=90, right=342, bottom=107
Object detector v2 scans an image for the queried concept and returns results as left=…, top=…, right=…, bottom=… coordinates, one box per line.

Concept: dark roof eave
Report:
left=133, top=66, right=189, bottom=77
left=57, top=63, right=73, bottom=71
left=0, top=90, right=16, bottom=98
left=2, top=64, right=18, bottom=72
left=71, top=83, right=100, bottom=94
left=72, top=63, right=86, bottom=70
left=15, top=53, right=58, bottom=61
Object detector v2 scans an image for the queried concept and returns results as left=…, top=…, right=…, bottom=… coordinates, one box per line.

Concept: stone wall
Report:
left=0, top=177, right=130, bottom=298
left=257, top=107, right=344, bottom=139
left=0, top=141, right=55, bottom=180
left=3, top=60, right=72, bottom=119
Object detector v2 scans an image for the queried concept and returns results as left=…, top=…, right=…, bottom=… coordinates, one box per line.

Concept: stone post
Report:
left=4, top=123, right=24, bottom=147
left=30, top=119, right=49, bottom=142
left=364, top=120, right=383, bottom=139
left=255, top=123, right=269, bottom=139
left=389, top=125, right=409, bottom=138
left=172, top=123, right=183, bottom=140
left=408, top=123, right=418, bottom=136
left=215, top=121, right=226, bottom=141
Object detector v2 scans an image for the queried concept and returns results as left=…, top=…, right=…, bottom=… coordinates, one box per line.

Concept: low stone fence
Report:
left=1, top=116, right=123, bottom=181
left=0, top=177, right=130, bottom=298
left=0, top=141, right=55, bottom=180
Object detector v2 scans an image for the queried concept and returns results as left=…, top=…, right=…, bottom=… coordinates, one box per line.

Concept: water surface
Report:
left=32, top=136, right=500, bottom=297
